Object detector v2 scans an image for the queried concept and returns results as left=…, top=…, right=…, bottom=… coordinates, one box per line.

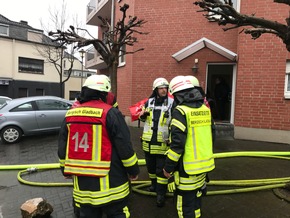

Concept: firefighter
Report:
left=58, top=74, right=139, bottom=218
left=139, top=77, right=174, bottom=207
left=163, top=75, right=215, bottom=218
left=73, top=74, right=118, bottom=109
left=70, top=74, right=119, bottom=218
left=185, top=75, right=210, bottom=109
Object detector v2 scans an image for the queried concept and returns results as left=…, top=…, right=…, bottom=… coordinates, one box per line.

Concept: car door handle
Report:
left=39, top=114, right=47, bottom=117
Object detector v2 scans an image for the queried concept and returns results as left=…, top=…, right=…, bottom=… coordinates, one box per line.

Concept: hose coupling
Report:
left=26, top=167, right=38, bottom=173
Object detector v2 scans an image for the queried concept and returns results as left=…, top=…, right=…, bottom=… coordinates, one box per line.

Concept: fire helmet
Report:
left=169, top=75, right=194, bottom=94
left=185, top=75, right=200, bottom=87
left=152, top=78, right=169, bottom=90
left=83, top=74, right=111, bottom=92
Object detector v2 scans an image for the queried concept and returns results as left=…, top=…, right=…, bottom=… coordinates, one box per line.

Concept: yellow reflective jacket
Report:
left=177, top=105, right=215, bottom=175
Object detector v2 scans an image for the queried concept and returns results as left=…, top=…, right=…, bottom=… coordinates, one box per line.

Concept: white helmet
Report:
left=185, top=75, right=200, bottom=87
left=83, top=74, right=111, bottom=92
left=169, top=75, right=194, bottom=94
left=152, top=77, right=169, bottom=90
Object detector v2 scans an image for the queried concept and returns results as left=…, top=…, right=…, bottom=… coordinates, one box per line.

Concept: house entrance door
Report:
left=206, top=64, right=234, bottom=123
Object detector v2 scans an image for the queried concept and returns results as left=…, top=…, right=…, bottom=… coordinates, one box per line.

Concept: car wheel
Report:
left=0, top=126, right=22, bottom=144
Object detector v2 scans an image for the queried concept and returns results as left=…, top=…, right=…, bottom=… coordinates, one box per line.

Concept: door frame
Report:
left=205, top=63, right=237, bottom=124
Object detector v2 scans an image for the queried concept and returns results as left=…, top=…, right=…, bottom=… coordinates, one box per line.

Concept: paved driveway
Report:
left=1, top=127, right=290, bottom=218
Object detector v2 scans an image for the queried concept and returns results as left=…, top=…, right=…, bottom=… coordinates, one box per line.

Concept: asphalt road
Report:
left=1, top=127, right=290, bottom=218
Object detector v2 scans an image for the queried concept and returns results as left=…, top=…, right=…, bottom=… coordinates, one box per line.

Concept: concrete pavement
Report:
left=0, top=126, right=290, bottom=218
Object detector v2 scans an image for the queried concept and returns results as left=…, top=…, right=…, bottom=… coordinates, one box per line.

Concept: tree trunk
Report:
left=110, top=62, right=118, bottom=98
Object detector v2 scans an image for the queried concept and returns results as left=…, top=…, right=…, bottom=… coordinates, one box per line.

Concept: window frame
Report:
left=18, top=57, right=44, bottom=74
left=285, top=61, right=290, bottom=99
left=0, top=24, right=9, bottom=36
left=118, top=44, right=126, bottom=67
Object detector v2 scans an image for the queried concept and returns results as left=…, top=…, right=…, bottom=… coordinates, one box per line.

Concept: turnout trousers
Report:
left=174, top=188, right=202, bottom=218
left=144, top=152, right=168, bottom=195
left=79, top=198, right=130, bottom=218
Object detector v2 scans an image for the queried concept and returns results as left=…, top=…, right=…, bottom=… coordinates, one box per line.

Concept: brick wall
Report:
left=235, top=0, right=290, bottom=130
left=116, top=0, right=237, bottom=115
left=115, top=0, right=290, bottom=133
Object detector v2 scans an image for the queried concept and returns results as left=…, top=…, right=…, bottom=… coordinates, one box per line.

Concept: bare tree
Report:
left=35, top=0, right=82, bottom=97
left=48, top=3, right=148, bottom=97
left=194, top=0, right=290, bottom=51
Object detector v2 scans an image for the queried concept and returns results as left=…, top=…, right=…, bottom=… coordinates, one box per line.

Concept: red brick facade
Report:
left=107, top=0, right=290, bottom=143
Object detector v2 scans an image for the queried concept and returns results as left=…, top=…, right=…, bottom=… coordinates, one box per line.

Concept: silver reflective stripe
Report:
left=191, top=127, right=197, bottom=159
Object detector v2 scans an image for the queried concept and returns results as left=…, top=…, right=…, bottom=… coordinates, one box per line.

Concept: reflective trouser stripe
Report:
left=73, top=182, right=130, bottom=206
left=195, top=208, right=201, bottom=218
left=148, top=173, right=157, bottom=179
left=195, top=190, right=202, bottom=217
left=176, top=189, right=201, bottom=218
left=123, top=206, right=130, bottom=218
left=176, top=195, right=184, bottom=218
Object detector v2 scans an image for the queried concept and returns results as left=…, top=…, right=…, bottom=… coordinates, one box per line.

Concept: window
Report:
left=35, top=99, right=71, bottom=110
left=36, top=89, right=44, bottom=96
left=64, top=70, right=82, bottom=77
left=11, top=102, right=33, bottom=112
left=119, top=44, right=126, bottom=67
left=18, top=57, right=44, bottom=74
left=18, top=88, right=28, bottom=98
left=285, top=61, right=290, bottom=99
left=208, top=0, right=240, bottom=21
left=0, top=24, right=8, bottom=36
left=64, top=70, right=92, bottom=78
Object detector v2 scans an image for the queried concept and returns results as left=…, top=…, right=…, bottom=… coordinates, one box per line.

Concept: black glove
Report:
left=140, top=111, right=150, bottom=120
left=201, top=183, right=207, bottom=196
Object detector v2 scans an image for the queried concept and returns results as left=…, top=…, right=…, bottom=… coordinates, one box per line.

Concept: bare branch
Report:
left=194, top=0, right=290, bottom=51
left=49, top=3, right=148, bottom=95
left=274, top=0, right=290, bottom=6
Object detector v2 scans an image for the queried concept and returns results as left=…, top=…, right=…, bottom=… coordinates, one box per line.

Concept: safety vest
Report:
left=142, top=97, right=174, bottom=142
left=142, top=97, right=174, bottom=153
left=176, top=105, right=215, bottom=175
left=64, top=100, right=112, bottom=177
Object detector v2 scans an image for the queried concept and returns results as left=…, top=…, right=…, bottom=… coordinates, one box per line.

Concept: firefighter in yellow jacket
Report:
left=58, top=75, right=139, bottom=218
left=139, top=77, right=174, bottom=207
left=163, top=75, right=215, bottom=218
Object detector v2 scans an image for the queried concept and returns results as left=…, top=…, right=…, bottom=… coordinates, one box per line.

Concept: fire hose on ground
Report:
left=0, top=151, right=290, bottom=196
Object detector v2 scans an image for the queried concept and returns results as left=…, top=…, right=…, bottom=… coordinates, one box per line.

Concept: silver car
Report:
left=0, top=96, right=12, bottom=106
left=0, top=96, right=72, bottom=144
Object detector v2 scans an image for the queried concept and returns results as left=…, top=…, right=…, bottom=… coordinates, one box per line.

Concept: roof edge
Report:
left=172, top=37, right=237, bottom=62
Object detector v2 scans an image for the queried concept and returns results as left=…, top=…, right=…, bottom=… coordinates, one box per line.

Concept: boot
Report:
left=147, top=179, right=156, bottom=192
left=156, top=194, right=165, bottom=207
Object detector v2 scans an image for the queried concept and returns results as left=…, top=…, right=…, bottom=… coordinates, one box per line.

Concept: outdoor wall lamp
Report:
left=192, top=58, right=199, bottom=73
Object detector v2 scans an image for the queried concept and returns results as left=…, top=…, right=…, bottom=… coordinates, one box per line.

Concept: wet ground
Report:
left=0, top=126, right=290, bottom=218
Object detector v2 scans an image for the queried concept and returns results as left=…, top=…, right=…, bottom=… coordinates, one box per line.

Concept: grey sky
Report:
left=0, top=0, right=97, bottom=35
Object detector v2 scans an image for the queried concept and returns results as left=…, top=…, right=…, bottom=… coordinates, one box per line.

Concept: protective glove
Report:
left=167, top=176, right=176, bottom=193
left=139, top=108, right=150, bottom=120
